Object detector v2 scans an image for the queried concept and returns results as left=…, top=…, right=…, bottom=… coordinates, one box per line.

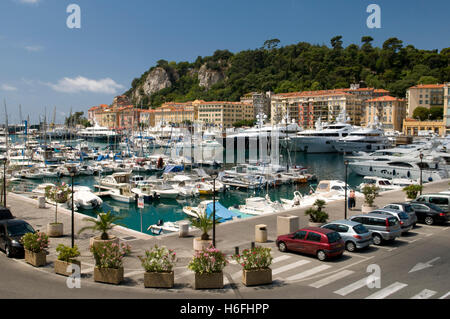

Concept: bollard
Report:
left=251, top=242, right=255, bottom=249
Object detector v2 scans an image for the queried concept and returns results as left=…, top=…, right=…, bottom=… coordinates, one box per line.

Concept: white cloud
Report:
left=47, top=76, right=124, bottom=94
left=24, top=45, right=43, bottom=52
left=1, top=84, right=18, bottom=91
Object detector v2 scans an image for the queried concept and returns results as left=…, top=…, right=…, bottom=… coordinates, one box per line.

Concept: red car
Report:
left=276, top=227, right=345, bottom=261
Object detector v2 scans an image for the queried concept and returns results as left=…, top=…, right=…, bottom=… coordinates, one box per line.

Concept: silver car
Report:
left=370, top=208, right=414, bottom=234
left=349, top=213, right=402, bottom=245
left=321, top=220, right=372, bottom=252
left=383, top=203, right=418, bottom=227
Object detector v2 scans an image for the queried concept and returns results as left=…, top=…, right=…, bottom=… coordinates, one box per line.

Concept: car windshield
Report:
left=7, top=222, right=35, bottom=236
left=398, top=212, right=409, bottom=219
left=353, top=224, right=369, bottom=234
left=404, top=205, right=414, bottom=213
left=326, top=232, right=341, bottom=243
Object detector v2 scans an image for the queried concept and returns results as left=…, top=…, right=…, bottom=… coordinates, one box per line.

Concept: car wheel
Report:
left=345, top=241, right=356, bottom=252
left=372, top=234, right=382, bottom=245
left=278, top=242, right=287, bottom=252
left=317, top=250, right=326, bottom=261
left=425, top=216, right=434, bottom=225
left=5, top=245, right=12, bottom=258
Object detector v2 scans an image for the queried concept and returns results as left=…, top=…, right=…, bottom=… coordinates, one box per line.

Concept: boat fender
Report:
left=428, top=177, right=433, bottom=182
left=407, top=171, right=411, bottom=178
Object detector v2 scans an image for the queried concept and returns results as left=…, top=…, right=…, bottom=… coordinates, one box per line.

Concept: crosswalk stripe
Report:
left=309, top=270, right=355, bottom=288
left=231, top=256, right=292, bottom=281
left=124, top=270, right=144, bottom=277
left=285, top=265, right=331, bottom=281
left=272, top=260, right=310, bottom=276
left=439, top=292, right=450, bottom=299
left=410, top=289, right=437, bottom=299
left=365, top=282, right=408, bottom=299
left=175, top=270, right=192, bottom=280
left=334, top=276, right=371, bottom=296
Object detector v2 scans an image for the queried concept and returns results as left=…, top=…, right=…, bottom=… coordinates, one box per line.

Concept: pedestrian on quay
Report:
left=348, top=189, right=356, bottom=210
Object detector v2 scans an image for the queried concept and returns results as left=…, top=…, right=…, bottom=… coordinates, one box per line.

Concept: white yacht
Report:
left=78, top=122, right=118, bottom=141
left=72, top=187, right=103, bottom=210
left=233, top=195, right=284, bottom=216
left=290, top=112, right=355, bottom=153
left=332, top=125, right=392, bottom=154
left=357, top=176, right=403, bottom=192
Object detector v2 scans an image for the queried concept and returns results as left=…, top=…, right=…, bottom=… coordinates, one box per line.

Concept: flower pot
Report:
left=194, top=272, right=223, bottom=289
left=90, top=236, right=119, bottom=249
left=144, top=271, right=174, bottom=288
left=242, top=268, right=272, bottom=286
left=25, top=249, right=46, bottom=267
left=193, top=237, right=213, bottom=251
left=47, top=223, right=63, bottom=237
left=361, top=204, right=377, bottom=213
left=308, top=222, right=325, bottom=227
left=54, top=259, right=81, bottom=277
left=94, top=266, right=124, bottom=285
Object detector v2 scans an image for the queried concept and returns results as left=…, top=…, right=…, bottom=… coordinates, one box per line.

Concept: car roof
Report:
left=372, top=208, right=402, bottom=214
left=418, top=193, right=450, bottom=197
left=352, top=213, right=393, bottom=219
left=0, top=219, right=29, bottom=226
left=300, top=227, right=334, bottom=234
left=386, top=203, right=409, bottom=206
left=325, top=219, right=360, bottom=227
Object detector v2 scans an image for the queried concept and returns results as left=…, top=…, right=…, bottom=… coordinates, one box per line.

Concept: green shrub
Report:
left=232, top=246, right=273, bottom=270
left=56, top=244, right=80, bottom=263
left=362, top=184, right=380, bottom=206
left=403, top=184, right=423, bottom=199
left=188, top=245, right=228, bottom=274
left=21, top=232, right=49, bottom=253
left=138, top=245, right=176, bottom=273
left=90, top=242, right=129, bottom=269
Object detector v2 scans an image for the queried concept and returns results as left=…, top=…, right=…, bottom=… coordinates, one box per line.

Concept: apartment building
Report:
left=406, top=84, right=445, bottom=117
left=197, top=101, right=254, bottom=128
left=365, top=96, right=406, bottom=131
left=402, top=118, right=445, bottom=137
left=240, top=91, right=273, bottom=118
left=153, top=101, right=198, bottom=126
left=444, top=83, right=450, bottom=135
left=139, top=109, right=155, bottom=128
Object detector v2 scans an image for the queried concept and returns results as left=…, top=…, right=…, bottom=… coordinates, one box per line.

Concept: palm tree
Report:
left=188, top=210, right=221, bottom=240
left=78, top=211, right=124, bottom=240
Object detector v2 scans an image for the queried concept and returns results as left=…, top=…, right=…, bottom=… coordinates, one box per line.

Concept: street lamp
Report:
left=419, top=153, right=424, bottom=195
left=67, top=166, right=77, bottom=248
left=0, top=156, right=6, bottom=207
left=344, top=160, right=349, bottom=219
left=209, top=171, right=218, bottom=248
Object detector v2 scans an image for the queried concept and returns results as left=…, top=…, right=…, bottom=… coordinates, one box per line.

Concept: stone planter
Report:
left=144, top=271, right=174, bottom=288
left=94, top=267, right=124, bottom=285
left=90, top=235, right=119, bottom=249
left=47, top=223, right=64, bottom=237
left=194, top=272, right=223, bottom=289
left=308, top=222, right=325, bottom=227
left=54, top=259, right=81, bottom=277
left=242, top=268, right=272, bottom=286
left=193, top=237, right=213, bottom=251
left=361, top=204, right=377, bottom=214
left=25, top=249, right=46, bottom=267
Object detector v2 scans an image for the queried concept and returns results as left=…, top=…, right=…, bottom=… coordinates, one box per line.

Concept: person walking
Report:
left=348, top=189, right=356, bottom=210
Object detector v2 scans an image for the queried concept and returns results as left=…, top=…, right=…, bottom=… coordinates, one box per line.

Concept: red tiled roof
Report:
left=366, top=96, right=402, bottom=102
left=409, top=84, right=444, bottom=89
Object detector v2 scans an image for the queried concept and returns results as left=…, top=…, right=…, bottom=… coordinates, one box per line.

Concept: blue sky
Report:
left=0, top=0, right=449, bottom=124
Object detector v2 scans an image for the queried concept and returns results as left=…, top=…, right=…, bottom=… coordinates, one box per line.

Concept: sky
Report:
left=0, top=0, right=449, bottom=124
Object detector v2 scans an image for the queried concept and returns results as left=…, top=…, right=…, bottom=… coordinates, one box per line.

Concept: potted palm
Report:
left=22, top=232, right=49, bottom=267
left=188, top=210, right=221, bottom=251
left=403, top=184, right=423, bottom=201
left=361, top=184, right=380, bottom=213
left=91, top=242, right=130, bottom=285
left=54, top=244, right=81, bottom=276
left=188, top=245, right=228, bottom=289
left=78, top=211, right=123, bottom=248
left=45, top=184, right=71, bottom=237
left=305, top=199, right=329, bottom=226
left=233, top=246, right=273, bottom=286
left=139, top=245, right=177, bottom=288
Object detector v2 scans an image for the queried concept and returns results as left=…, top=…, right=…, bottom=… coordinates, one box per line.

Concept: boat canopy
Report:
left=205, top=202, right=240, bottom=222
left=163, top=165, right=184, bottom=173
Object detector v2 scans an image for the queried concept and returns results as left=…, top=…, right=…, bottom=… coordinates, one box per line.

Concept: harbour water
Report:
left=9, top=137, right=364, bottom=235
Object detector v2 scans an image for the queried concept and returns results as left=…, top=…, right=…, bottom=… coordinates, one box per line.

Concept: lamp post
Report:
left=419, top=153, right=424, bottom=195
left=344, top=160, right=349, bottom=219
left=0, top=156, right=6, bottom=207
left=210, top=171, right=218, bottom=248
left=67, top=166, right=77, bottom=248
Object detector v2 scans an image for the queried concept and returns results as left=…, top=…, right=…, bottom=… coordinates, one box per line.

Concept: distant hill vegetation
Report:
left=124, top=36, right=450, bottom=108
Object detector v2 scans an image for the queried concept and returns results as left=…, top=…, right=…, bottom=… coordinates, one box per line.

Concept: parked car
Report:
left=383, top=203, right=417, bottom=227
left=409, top=201, right=449, bottom=225
left=414, top=193, right=450, bottom=212
left=348, top=213, right=401, bottom=245
left=370, top=208, right=414, bottom=234
left=276, top=227, right=345, bottom=261
left=0, top=207, right=14, bottom=220
left=321, top=220, right=372, bottom=252
left=0, top=219, right=36, bottom=257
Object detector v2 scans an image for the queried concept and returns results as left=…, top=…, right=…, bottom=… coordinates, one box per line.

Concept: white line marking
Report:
left=410, top=289, right=437, bottom=299
left=174, top=270, right=192, bottom=280
left=286, top=265, right=331, bottom=281
left=124, top=270, right=144, bottom=277
left=365, top=282, right=408, bottom=299
left=272, top=255, right=292, bottom=263
left=439, top=292, right=450, bottom=299
left=81, top=267, right=94, bottom=274
left=272, top=260, right=310, bottom=276
left=373, top=245, right=397, bottom=251
left=334, top=276, right=371, bottom=296
left=309, top=270, right=355, bottom=288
